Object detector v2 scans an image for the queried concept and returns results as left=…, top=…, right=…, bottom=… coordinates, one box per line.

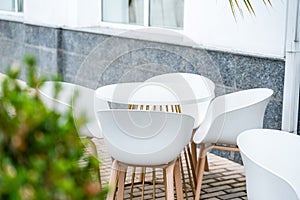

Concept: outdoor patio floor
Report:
left=93, top=138, right=247, bottom=200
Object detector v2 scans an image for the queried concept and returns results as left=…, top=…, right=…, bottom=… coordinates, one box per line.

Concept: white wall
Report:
left=22, top=0, right=286, bottom=58
left=184, top=0, right=287, bottom=58
left=24, top=0, right=68, bottom=26
left=72, top=0, right=101, bottom=27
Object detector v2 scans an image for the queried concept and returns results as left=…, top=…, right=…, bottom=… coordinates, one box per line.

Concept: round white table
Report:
left=95, top=81, right=214, bottom=105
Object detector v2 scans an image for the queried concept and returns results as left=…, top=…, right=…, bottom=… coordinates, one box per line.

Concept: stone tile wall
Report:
left=0, top=19, right=297, bottom=163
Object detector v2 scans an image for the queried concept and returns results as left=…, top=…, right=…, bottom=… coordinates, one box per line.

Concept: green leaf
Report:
left=228, top=0, right=272, bottom=18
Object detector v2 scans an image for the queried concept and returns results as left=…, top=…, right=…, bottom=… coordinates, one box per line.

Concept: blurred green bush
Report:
left=0, top=56, right=108, bottom=199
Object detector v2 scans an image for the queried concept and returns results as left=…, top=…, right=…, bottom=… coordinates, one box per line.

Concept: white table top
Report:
left=95, top=82, right=214, bottom=105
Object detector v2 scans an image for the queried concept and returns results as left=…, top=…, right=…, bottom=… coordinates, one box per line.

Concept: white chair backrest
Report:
left=39, top=81, right=109, bottom=138
left=97, top=110, right=195, bottom=166
left=193, top=88, right=273, bottom=144
left=145, top=73, right=215, bottom=128
left=237, top=129, right=300, bottom=200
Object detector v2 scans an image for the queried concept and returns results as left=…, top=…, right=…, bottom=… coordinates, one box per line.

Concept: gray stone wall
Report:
left=0, top=19, right=297, bottom=163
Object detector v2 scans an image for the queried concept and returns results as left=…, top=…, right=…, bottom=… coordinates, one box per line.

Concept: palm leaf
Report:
left=229, top=0, right=237, bottom=18
left=228, top=0, right=272, bottom=18
left=244, top=0, right=256, bottom=14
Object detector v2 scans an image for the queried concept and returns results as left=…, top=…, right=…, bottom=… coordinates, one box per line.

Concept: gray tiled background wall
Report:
left=0, top=20, right=298, bottom=163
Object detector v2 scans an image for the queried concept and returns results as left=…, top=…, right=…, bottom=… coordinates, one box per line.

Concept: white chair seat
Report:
left=237, top=129, right=300, bottom=200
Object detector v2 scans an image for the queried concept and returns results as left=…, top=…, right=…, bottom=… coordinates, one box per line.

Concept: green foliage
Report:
left=229, top=0, right=272, bottom=18
left=0, top=56, right=108, bottom=199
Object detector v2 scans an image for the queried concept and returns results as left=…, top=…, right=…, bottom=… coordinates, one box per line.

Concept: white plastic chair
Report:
left=237, top=129, right=300, bottom=200
left=108, top=82, right=196, bottom=198
left=39, top=81, right=109, bottom=138
left=193, top=88, right=273, bottom=200
left=146, top=73, right=216, bottom=192
left=97, top=110, right=195, bottom=200
left=39, top=81, right=109, bottom=187
left=109, top=82, right=189, bottom=199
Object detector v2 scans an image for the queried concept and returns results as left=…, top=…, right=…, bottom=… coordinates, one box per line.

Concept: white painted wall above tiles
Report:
left=184, top=0, right=287, bottom=58
left=70, top=0, right=101, bottom=27
left=21, top=0, right=286, bottom=58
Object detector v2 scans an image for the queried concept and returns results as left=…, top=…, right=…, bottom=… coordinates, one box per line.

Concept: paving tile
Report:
left=231, top=182, right=246, bottom=188
left=225, top=186, right=246, bottom=193
left=220, top=174, right=243, bottom=180
left=218, top=192, right=247, bottom=200
left=201, top=191, right=227, bottom=199
left=202, top=179, right=218, bottom=184
left=210, top=179, right=237, bottom=187
left=222, top=169, right=245, bottom=176
left=203, top=173, right=223, bottom=180
left=237, top=177, right=246, bottom=182
left=203, top=185, right=232, bottom=193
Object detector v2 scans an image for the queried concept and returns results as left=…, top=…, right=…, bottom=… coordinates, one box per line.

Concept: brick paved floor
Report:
left=93, top=138, right=247, bottom=200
